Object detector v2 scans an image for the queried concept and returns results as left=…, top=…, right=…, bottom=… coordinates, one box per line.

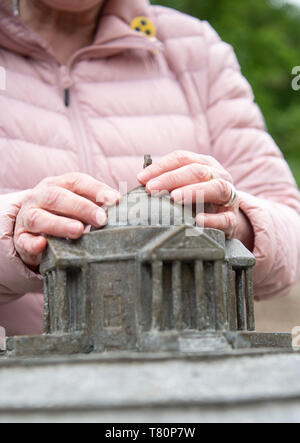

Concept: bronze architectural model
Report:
left=3, top=156, right=292, bottom=357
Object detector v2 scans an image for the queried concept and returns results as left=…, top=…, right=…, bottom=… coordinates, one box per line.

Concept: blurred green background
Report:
left=151, top=0, right=300, bottom=186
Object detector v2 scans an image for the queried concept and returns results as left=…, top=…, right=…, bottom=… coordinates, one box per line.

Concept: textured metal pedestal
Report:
left=0, top=349, right=300, bottom=423
left=5, top=331, right=292, bottom=358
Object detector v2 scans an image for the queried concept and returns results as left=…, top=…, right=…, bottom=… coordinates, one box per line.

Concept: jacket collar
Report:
left=0, top=0, right=161, bottom=62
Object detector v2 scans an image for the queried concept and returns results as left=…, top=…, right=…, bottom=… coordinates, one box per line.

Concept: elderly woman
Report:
left=0, top=0, right=300, bottom=336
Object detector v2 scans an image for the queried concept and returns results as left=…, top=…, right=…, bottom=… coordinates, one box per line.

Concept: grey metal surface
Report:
left=0, top=350, right=300, bottom=422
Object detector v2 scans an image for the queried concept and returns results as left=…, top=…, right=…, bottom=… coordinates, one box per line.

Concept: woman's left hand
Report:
left=137, top=150, right=246, bottom=242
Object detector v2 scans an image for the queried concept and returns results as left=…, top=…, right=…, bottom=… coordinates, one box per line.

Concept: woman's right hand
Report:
left=14, top=173, right=121, bottom=268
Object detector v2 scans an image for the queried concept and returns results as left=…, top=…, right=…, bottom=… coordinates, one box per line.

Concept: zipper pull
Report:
left=64, top=89, right=70, bottom=107
left=59, top=66, right=72, bottom=107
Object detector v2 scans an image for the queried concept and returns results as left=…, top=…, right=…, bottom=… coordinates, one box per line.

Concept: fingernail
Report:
left=147, top=180, right=161, bottom=191
left=68, top=222, right=83, bottom=236
left=103, top=191, right=121, bottom=207
left=95, top=209, right=107, bottom=226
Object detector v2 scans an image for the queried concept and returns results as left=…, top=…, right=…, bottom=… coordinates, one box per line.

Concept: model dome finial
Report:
left=143, top=155, right=152, bottom=169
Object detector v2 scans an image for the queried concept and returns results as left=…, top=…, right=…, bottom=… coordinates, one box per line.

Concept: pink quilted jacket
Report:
left=0, top=0, right=300, bottom=337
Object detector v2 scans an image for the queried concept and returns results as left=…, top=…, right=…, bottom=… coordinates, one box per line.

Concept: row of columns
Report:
left=150, top=260, right=255, bottom=332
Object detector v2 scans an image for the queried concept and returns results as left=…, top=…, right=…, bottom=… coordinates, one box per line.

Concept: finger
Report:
left=146, top=163, right=217, bottom=193
left=137, top=151, right=222, bottom=184
left=32, top=187, right=107, bottom=227
left=171, top=179, right=234, bottom=206
left=15, top=233, right=47, bottom=266
left=18, top=208, right=86, bottom=239
left=43, top=173, right=121, bottom=206
left=196, top=212, right=237, bottom=238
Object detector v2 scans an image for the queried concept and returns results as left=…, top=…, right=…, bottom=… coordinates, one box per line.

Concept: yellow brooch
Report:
left=130, top=16, right=156, bottom=39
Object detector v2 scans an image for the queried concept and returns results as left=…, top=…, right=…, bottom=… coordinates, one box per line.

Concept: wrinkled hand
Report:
left=137, top=150, right=239, bottom=239
left=14, top=173, right=121, bottom=267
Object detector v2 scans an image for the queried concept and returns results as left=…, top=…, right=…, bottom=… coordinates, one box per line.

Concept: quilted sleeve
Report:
left=0, top=191, right=43, bottom=304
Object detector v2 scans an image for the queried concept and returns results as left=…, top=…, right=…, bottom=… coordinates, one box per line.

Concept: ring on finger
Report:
left=224, top=182, right=238, bottom=207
